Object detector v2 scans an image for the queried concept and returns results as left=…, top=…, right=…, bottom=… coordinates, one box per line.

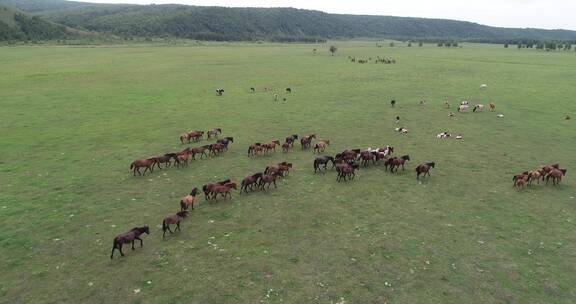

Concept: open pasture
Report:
left=1, top=42, right=575, bottom=303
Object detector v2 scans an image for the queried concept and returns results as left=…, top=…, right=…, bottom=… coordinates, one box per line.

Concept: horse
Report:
left=216, top=88, right=224, bottom=96
left=473, top=104, right=484, bottom=112
left=314, top=140, right=330, bottom=153
left=208, top=143, right=225, bottom=156
left=162, top=211, right=188, bottom=237
left=489, top=102, right=496, bottom=111
left=130, top=159, right=156, bottom=176
left=336, top=149, right=361, bottom=163
left=384, top=157, right=397, bottom=171
left=241, top=173, right=263, bottom=193
left=282, top=142, right=291, bottom=153
left=458, top=105, right=469, bottom=112
left=110, top=226, right=149, bottom=259
left=180, top=187, right=199, bottom=211
left=359, top=151, right=376, bottom=167
left=189, top=146, right=208, bottom=159
left=217, top=137, right=234, bottom=150
left=390, top=100, right=396, bottom=107
left=286, top=87, right=292, bottom=93
left=314, top=156, right=335, bottom=173
left=526, top=170, right=544, bottom=185
left=546, top=168, right=567, bottom=185
left=262, top=140, right=281, bottom=154
left=336, top=163, right=359, bottom=182
left=151, top=155, right=172, bottom=169
left=390, top=155, right=410, bottom=173
left=513, top=172, right=530, bottom=182
left=514, top=177, right=527, bottom=189
left=250, top=87, right=255, bottom=93
left=416, top=162, right=435, bottom=179
left=259, top=173, right=278, bottom=190
left=211, top=182, right=237, bottom=200
left=264, top=162, right=288, bottom=176
left=278, top=162, right=293, bottom=177
left=248, top=143, right=263, bottom=156
left=541, top=164, right=560, bottom=176
left=300, top=134, right=316, bottom=149
left=202, top=179, right=231, bottom=200
left=175, top=150, right=191, bottom=167
left=285, top=135, right=298, bottom=147
left=207, top=128, right=222, bottom=139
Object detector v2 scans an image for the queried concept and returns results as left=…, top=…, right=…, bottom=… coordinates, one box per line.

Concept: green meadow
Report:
left=1, top=42, right=575, bottom=303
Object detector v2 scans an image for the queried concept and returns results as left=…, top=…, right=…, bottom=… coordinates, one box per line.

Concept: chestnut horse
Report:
left=546, top=168, right=567, bottom=185
left=110, top=226, right=149, bottom=259
left=162, top=211, right=188, bottom=237
left=151, top=155, right=172, bottom=169
left=314, top=140, right=330, bottom=153
left=415, top=162, right=435, bottom=179
left=211, top=182, right=237, bottom=200
left=180, top=187, right=199, bottom=211
left=248, top=143, right=263, bottom=156
left=336, top=163, right=359, bottom=182
left=263, top=140, right=281, bottom=154
left=202, top=179, right=231, bottom=200
left=130, top=159, right=156, bottom=176
left=389, top=155, right=410, bottom=173
left=489, top=102, right=496, bottom=111
left=241, top=173, right=263, bottom=193
left=300, top=134, right=316, bottom=149
left=314, top=156, right=335, bottom=173
left=259, top=173, right=278, bottom=190
left=359, top=151, right=376, bottom=167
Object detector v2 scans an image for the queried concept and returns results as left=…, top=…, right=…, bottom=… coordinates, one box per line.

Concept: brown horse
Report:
left=389, top=155, right=410, bottom=173
left=300, top=134, right=316, bottom=149
left=263, top=140, right=281, bottom=154
left=202, top=179, right=231, bottom=200
left=489, top=102, right=496, bottom=111
left=130, top=159, right=156, bottom=176
left=211, top=182, right=237, bottom=200
left=110, top=226, right=149, bottom=259
left=514, top=177, right=527, bottom=189
left=180, top=131, right=204, bottom=144
left=241, top=173, right=263, bottom=193
left=314, top=156, right=335, bottom=173
left=278, top=162, right=293, bottom=176
left=217, top=137, right=234, bottom=150
left=282, top=142, right=291, bottom=153
left=248, top=143, right=263, bottom=156
left=513, top=171, right=530, bottom=182
left=151, top=155, right=172, bottom=169
left=207, top=128, right=222, bottom=139
left=526, top=170, right=544, bottom=185
left=336, top=163, right=359, bottom=182
left=359, top=151, right=376, bottom=167
left=259, top=173, right=278, bottom=190
left=314, top=140, right=330, bottom=153
left=175, top=150, right=191, bottom=167
left=208, top=143, right=225, bottom=156
left=546, top=168, right=567, bottom=185
left=180, top=188, right=199, bottom=211
left=189, top=146, right=208, bottom=159
left=285, top=135, right=298, bottom=147
left=162, top=211, right=188, bottom=237
left=415, top=162, right=435, bottom=179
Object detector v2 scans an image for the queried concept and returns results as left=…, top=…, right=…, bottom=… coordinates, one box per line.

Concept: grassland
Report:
left=1, top=42, right=575, bottom=304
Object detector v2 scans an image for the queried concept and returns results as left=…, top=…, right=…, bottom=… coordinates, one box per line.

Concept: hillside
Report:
left=0, top=5, right=73, bottom=41
left=1, top=0, right=576, bottom=42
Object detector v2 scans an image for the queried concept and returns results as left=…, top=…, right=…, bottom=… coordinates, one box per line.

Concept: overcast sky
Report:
left=84, top=0, right=576, bottom=30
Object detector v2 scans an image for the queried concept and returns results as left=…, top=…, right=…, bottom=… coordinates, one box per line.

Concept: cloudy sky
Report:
left=84, top=0, right=576, bottom=30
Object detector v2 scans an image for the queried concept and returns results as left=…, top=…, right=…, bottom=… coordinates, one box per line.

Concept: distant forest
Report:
left=1, top=0, right=576, bottom=45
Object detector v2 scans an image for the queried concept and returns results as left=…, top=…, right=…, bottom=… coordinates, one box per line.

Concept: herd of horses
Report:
left=513, top=163, right=568, bottom=188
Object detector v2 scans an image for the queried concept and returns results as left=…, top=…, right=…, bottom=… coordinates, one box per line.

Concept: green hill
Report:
left=1, top=0, right=576, bottom=43
left=0, top=5, right=74, bottom=41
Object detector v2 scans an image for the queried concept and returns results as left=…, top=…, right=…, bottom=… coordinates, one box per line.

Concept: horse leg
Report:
left=119, top=244, right=125, bottom=256
left=110, top=243, right=117, bottom=259
left=136, top=237, right=143, bottom=247
left=132, top=240, right=135, bottom=250
left=177, top=221, right=181, bottom=231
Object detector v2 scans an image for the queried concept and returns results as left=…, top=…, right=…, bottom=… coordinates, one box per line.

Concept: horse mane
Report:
left=219, top=179, right=231, bottom=185
left=252, top=172, right=263, bottom=178
left=426, top=162, right=435, bottom=167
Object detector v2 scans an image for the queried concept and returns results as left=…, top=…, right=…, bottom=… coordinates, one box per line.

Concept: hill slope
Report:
left=0, top=5, right=73, bottom=41
left=1, top=0, right=576, bottom=42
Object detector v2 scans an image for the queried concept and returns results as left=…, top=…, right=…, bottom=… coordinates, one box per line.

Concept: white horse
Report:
left=473, top=104, right=484, bottom=112
left=458, top=104, right=469, bottom=112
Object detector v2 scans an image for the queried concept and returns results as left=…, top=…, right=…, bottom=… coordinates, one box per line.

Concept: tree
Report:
left=418, top=41, right=423, bottom=47
left=504, top=43, right=509, bottom=48
left=389, top=42, right=395, bottom=47
left=407, top=42, right=412, bottom=47
left=329, top=45, right=337, bottom=56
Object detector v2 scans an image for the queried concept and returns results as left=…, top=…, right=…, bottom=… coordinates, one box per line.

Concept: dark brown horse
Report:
left=211, top=182, right=237, bottom=200
left=248, top=143, right=263, bottom=156
left=162, top=211, right=188, bottom=237
left=300, top=134, right=316, bottom=149
left=336, top=163, right=359, bottom=182
left=217, top=137, right=234, bottom=150
left=110, top=226, right=149, bottom=259
left=202, top=179, right=231, bottom=200
left=282, top=142, right=291, bottom=153
left=180, top=187, right=199, bottom=211
left=151, top=155, right=172, bottom=169
left=259, top=173, right=278, bottom=190
left=359, top=151, right=376, bottom=167
left=130, top=159, right=156, bottom=176
left=389, top=155, right=410, bottom=173
left=415, top=162, right=435, bottom=179
left=314, top=156, right=335, bottom=173
left=285, top=135, right=298, bottom=147
left=241, top=173, right=263, bottom=193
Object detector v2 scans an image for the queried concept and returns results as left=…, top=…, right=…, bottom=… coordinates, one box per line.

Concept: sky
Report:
left=84, top=0, right=576, bottom=30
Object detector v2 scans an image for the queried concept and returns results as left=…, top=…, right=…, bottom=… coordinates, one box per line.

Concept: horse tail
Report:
left=247, top=146, right=251, bottom=155
left=110, top=238, right=118, bottom=259
left=130, top=162, right=134, bottom=169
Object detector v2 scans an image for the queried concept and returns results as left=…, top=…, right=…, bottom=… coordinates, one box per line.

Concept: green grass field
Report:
left=1, top=42, right=575, bottom=304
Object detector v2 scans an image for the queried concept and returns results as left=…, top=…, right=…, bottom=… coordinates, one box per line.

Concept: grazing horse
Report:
left=207, top=128, right=222, bottom=139
left=336, top=163, right=359, bottom=182
left=314, top=140, right=330, bottom=153
left=211, top=182, right=237, bottom=200
left=300, top=134, right=316, bottom=149
left=489, top=102, right=496, bottom=111
left=473, top=104, right=484, bottom=112
left=110, top=226, right=149, bottom=259
left=314, top=156, right=335, bottom=173
left=202, top=179, right=231, bottom=200
left=259, top=173, right=278, bottom=190
left=241, top=173, right=263, bottom=193
left=162, top=211, right=188, bottom=237
left=189, top=146, right=208, bottom=159
left=359, top=151, right=377, bottom=167
left=390, top=155, right=410, bottom=173
left=180, top=188, right=199, bottom=211
left=248, top=143, right=263, bottom=156
left=286, top=87, right=292, bottom=93
left=130, top=159, right=155, bottom=176
left=415, top=162, right=435, bottom=179
left=285, top=135, right=298, bottom=147
left=546, top=168, right=567, bottom=185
